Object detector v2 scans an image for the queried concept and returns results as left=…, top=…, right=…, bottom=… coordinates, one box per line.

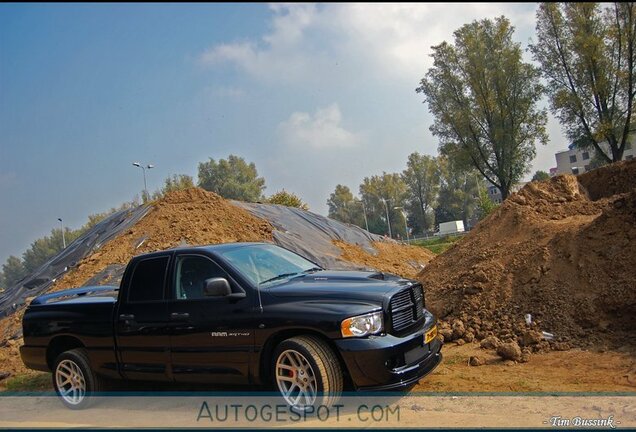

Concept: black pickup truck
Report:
left=20, top=242, right=441, bottom=409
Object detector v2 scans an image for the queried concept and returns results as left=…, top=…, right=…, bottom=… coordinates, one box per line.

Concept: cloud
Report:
left=278, top=104, right=360, bottom=149
left=199, top=3, right=538, bottom=84
left=199, top=4, right=326, bottom=83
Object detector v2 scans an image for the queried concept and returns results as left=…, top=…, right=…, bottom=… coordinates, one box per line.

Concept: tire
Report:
left=272, top=335, right=343, bottom=410
left=52, top=348, right=105, bottom=409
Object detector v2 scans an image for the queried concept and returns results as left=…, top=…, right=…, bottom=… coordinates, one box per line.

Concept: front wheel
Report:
left=52, top=348, right=104, bottom=409
left=273, top=335, right=343, bottom=411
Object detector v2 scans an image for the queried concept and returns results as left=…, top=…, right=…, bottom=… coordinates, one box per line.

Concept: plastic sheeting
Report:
left=0, top=205, right=151, bottom=318
left=1, top=200, right=387, bottom=318
left=233, top=201, right=386, bottom=270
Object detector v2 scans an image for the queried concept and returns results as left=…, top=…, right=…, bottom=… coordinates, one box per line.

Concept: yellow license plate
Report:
left=424, top=325, right=438, bottom=344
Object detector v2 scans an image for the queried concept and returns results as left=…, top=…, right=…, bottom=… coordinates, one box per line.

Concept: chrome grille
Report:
left=390, top=285, right=424, bottom=332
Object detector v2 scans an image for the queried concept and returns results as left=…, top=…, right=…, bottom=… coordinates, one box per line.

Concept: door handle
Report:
left=170, top=312, right=190, bottom=321
left=119, top=314, right=135, bottom=321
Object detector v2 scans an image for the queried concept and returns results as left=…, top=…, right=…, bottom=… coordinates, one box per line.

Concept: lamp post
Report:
left=381, top=198, right=392, bottom=239
left=394, top=206, right=410, bottom=243
left=57, top=218, right=66, bottom=249
left=354, top=200, right=370, bottom=232
left=132, top=162, right=154, bottom=200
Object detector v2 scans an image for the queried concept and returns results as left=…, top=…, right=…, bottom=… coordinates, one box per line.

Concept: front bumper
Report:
left=334, top=312, right=442, bottom=391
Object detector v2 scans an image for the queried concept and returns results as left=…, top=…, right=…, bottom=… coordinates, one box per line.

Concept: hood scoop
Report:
left=308, top=270, right=387, bottom=282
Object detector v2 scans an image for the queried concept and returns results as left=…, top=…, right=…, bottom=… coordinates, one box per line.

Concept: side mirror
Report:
left=203, top=278, right=231, bottom=297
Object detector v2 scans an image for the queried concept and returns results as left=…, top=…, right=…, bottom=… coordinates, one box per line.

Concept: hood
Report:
left=266, top=270, right=415, bottom=302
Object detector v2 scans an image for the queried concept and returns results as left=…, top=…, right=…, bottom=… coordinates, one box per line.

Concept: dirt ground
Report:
left=415, top=343, right=636, bottom=393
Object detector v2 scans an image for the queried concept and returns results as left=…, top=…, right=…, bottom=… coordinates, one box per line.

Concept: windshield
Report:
left=218, top=244, right=321, bottom=287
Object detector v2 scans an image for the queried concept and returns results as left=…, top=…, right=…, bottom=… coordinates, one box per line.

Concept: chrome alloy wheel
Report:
left=275, top=349, right=317, bottom=408
left=55, top=359, right=86, bottom=406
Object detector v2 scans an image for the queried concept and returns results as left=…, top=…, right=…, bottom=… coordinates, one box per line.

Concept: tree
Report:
left=531, top=170, right=551, bottom=181
left=327, top=185, right=366, bottom=228
left=151, top=174, right=195, bottom=200
left=417, top=16, right=548, bottom=200
left=477, top=188, right=500, bottom=219
left=267, top=190, right=309, bottom=210
left=197, top=155, right=266, bottom=202
left=359, top=173, right=409, bottom=238
left=435, top=158, right=483, bottom=228
left=401, top=153, right=441, bottom=234
left=2, top=255, right=27, bottom=288
left=531, top=3, right=636, bottom=163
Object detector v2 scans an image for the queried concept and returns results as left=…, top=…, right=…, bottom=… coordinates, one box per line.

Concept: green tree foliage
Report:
left=197, top=155, right=266, bottom=202
left=435, top=158, right=484, bottom=228
left=267, top=190, right=309, bottom=210
left=531, top=170, right=551, bottom=181
left=417, top=16, right=548, bottom=200
left=151, top=174, right=195, bottom=200
left=22, top=228, right=83, bottom=274
left=477, top=188, right=500, bottom=219
left=2, top=256, right=27, bottom=288
left=327, top=185, right=367, bottom=229
left=531, top=3, right=636, bottom=163
left=359, top=173, right=408, bottom=238
left=401, top=153, right=441, bottom=234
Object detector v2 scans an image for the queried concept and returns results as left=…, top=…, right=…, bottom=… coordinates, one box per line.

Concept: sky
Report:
left=0, top=3, right=568, bottom=264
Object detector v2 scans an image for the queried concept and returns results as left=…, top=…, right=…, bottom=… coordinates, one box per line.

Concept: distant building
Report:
left=553, top=137, right=635, bottom=176
left=487, top=184, right=502, bottom=204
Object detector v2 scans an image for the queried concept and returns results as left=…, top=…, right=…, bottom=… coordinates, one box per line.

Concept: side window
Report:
left=128, top=256, right=169, bottom=302
left=175, top=255, right=230, bottom=300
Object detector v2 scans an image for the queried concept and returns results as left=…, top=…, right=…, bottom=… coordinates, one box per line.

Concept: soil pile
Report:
left=420, top=160, right=636, bottom=352
left=50, top=188, right=275, bottom=291
left=335, top=240, right=434, bottom=279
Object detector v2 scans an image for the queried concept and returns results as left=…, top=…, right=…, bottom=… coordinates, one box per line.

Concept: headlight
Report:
left=341, top=311, right=383, bottom=338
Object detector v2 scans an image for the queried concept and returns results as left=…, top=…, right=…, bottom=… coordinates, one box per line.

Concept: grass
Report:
left=411, top=235, right=464, bottom=255
left=1, top=372, right=50, bottom=392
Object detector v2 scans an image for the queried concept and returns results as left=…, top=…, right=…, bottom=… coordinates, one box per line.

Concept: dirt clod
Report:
left=480, top=336, right=501, bottom=350
left=497, top=342, right=522, bottom=361
left=468, top=356, right=484, bottom=366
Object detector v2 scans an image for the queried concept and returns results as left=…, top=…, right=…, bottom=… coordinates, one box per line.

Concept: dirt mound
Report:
left=420, top=159, right=636, bottom=352
left=51, top=188, right=274, bottom=291
left=334, top=241, right=434, bottom=279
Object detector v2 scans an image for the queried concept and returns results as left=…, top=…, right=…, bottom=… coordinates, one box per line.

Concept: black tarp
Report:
left=1, top=201, right=388, bottom=318
left=233, top=201, right=386, bottom=270
left=0, top=205, right=151, bottom=318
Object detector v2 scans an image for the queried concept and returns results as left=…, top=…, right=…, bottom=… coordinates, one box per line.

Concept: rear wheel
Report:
left=52, top=348, right=104, bottom=409
left=273, top=336, right=343, bottom=411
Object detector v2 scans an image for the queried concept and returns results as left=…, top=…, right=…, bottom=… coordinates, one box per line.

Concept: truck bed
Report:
left=20, top=286, right=119, bottom=373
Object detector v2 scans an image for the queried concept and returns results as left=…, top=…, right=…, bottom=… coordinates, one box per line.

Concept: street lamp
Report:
left=350, top=200, right=369, bottom=232
left=132, top=162, right=154, bottom=199
left=57, top=218, right=66, bottom=249
left=381, top=198, right=392, bottom=239
left=394, top=206, right=410, bottom=243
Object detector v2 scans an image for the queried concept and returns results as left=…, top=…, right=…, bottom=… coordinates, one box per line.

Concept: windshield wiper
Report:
left=303, top=267, right=323, bottom=273
left=259, top=272, right=302, bottom=285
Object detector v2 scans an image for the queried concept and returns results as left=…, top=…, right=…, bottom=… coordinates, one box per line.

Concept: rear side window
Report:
left=128, top=256, right=169, bottom=302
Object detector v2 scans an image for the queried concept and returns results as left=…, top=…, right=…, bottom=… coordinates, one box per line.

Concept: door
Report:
left=115, top=254, right=172, bottom=381
left=168, top=253, right=255, bottom=384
